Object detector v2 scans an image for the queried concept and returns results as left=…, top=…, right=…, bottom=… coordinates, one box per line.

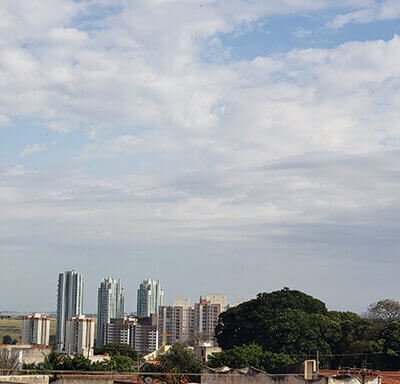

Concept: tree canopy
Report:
left=364, top=299, right=400, bottom=322
left=213, top=289, right=400, bottom=371
left=207, top=344, right=295, bottom=372
left=94, top=343, right=141, bottom=361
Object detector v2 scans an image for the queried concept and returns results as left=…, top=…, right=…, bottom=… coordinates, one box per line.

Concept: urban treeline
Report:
left=11, top=288, right=400, bottom=374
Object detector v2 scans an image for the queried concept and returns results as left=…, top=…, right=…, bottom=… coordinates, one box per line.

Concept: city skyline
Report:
left=1, top=267, right=393, bottom=315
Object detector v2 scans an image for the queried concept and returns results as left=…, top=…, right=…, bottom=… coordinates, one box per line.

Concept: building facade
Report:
left=103, top=315, right=158, bottom=356
left=97, top=277, right=125, bottom=346
left=21, top=313, right=50, bottom=346
left=56, top=270, right=84, bottom=351
left=137, top=279, right=164, bottom=317
left=158, top=295, right=225, bottom=346
left=65, top=315, right=95, bottom=357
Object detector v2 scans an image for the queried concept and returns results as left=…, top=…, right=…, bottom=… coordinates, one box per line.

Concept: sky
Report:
left=1, top=0, right=400, bottom=314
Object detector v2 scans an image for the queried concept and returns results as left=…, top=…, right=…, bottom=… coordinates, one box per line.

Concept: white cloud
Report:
left=294, top=27, right=312, bottom=38
left=327, top=0, right=400, bottom=28
left=19, top=144, right=46, bottom=157
left=0, top=114, right=9, bottom=126
left=2, top=0, right=400, bottom=310
left=81, top=135, right=142, bottom=159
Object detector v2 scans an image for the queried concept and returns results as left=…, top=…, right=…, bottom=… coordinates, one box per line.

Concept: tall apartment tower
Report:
left=21, top=313, right=50, bottom=346
left=65, top=315, right=95, bottom=357
left=97, top=277, right=125, bottom=346
left=56, top=270, right=83, bottom=351
left=137, top=279, right=164, bottom=317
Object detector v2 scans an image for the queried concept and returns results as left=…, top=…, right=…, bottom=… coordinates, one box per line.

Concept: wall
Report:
left=52, top=374, right=137, bottom=384
left=202, top=367, right=329, bottom=384
left=0, top=375, right=49, bottom=384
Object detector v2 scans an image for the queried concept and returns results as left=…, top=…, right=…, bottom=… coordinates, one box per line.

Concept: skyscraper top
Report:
left=137, top=279, right=164, bottom=317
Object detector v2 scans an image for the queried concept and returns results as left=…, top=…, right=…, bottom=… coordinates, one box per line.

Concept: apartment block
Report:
left=97, top=277, right=124, bottom=346
left=103, top=315, right=158, bottom=356
left=65, top=315, right=95, bottom=357
left=21, top=313, right=50, bottom=346
left=158, top=295, right=226, bottom=346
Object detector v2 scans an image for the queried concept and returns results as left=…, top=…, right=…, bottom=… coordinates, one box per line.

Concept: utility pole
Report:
left=316, top=351, right=320, bottom=373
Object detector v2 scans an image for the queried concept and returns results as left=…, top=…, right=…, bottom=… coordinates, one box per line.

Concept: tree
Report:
left=0, top=349, right=20, bottom=375
left=95, top=343, right=141, bottom=362
left=365, top=299, right=400, bottom=322
left=157, top=343, right=203, bottom=374
left=207, top=344, right=295, bottom=372
left=2, top=335, right=12, bottom=344
left=215, top=288, right=332, bottom=351
left=40, top=350, right=65, bottom=370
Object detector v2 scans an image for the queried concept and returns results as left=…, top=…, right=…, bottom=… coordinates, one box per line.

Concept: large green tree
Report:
left=94, top=343, right=141, bottom=362
left=215, top=288, right=333, bottom=354
left=207, top=343, right=295, bottom=372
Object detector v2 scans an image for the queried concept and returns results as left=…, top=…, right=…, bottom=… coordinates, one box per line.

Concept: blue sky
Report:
left=2, top=0, right=400, bottom=313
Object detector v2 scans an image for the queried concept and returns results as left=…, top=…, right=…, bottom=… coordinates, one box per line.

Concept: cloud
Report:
left=2, top=0, right=400, bottom=311
left=327, top=0, right=400, bottom=28
left=0, top=114, right=9, bottom=126
left=19, top=144, right=46, bottom=157
left=81, top=135, right=142, bottom=159
left=294, top=27, right=312, bottom=38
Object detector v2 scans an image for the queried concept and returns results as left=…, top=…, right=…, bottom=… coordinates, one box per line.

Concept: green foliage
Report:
left=27, top=350, right=135, bottom=372
left=157, top=343, right=203, bottom=374
left=215, top=288, right=332, bottom=353
left=94, top=343, right=141, bottom=362
left=214, top=289, right=400, bottom=371
left=207, top=343, right=295, bottom=372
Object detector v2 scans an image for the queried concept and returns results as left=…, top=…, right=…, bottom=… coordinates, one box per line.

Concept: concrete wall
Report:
left=201, top=367, right=328, bottom=384
left=52, top=374, right=137, bottom=384
left=202, top=368, right=381, bottom=384
left=0, top=375, right=49, bottom=384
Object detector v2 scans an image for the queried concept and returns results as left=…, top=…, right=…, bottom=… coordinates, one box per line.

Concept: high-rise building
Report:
left=97, top=278, right=125, bottom=346
left=205, top=294, right=228, bottom=312
left=21, top=313, right=50, bottom=346
left=56, top=270, right=83, bottom=351
left=103, top=315, right=159, bottom=356
left=65, top=315, right=95, bottom=357
left=137, top=279, right=164, bottom=317
left=193, top=296, right=221, bottom=342
left=158, top=295, right=226, bottom=347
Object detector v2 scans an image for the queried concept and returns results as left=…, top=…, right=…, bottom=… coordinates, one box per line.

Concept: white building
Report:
left=137, top=279, right=164, bottom=317
left=56, top=270, right=84, bottom=351
left=65, top=315, right=95, bottom=357
left=21, top=313, right=50, bottom=346
left=159, top=295, right=226, bottom=346
left=97, top=277, right=124, bottom=346
left=206, top=294, right=228, bottom=312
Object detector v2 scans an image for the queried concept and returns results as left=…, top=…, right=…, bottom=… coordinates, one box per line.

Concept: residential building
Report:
left=193, top=296, right=221, bottom=343
left=21, top=313, right=50, bottom=346
left=103, top=317, right=137, bottom=346
left=134, top=315, right=159, bottom=355
left=97, top=277, right=124, bottom=346
left=137, top=279, right=164, bottom=317
left=103, top=315, right=159, bottom=356
left=206, top=294, right=228, bottom=312
left=158, top=295, right=225, bottom=347
left=56, top=270, right=83, bottom=351
left=65, top=315, right=95, bottom=357
left=158, top=305, right=185, bottom=345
